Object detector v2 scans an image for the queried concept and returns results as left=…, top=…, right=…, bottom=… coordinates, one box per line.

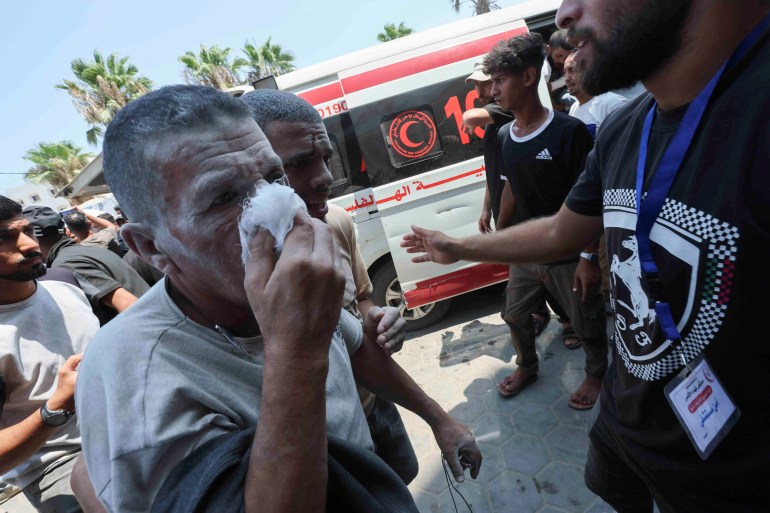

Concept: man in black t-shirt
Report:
left=480, top=34, right=609, bottom=410
left=461, top=56, right=577, bottom=350
left=404, top=1, right=770, bottom=511
left=461, top=61, right=515, bottom=231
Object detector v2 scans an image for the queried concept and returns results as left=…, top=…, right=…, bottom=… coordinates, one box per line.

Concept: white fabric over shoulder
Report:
left=238, top=182, right=306, bottom=266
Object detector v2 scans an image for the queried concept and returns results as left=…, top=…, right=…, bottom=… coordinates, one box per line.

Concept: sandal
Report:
left=532, top=313, right=551, bottom=337
left=562, top=326, right=582, bottom=350
left=498, top=370, right=538, bottom=398
left=568, top=376, right=602, bottom=410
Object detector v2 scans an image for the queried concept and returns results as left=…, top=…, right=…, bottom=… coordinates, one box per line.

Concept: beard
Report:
left=1, top=264, right=47, bottom=282
left=568, top=0, right=691, bottom=95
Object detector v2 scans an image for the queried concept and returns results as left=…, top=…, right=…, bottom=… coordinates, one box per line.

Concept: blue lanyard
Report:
left=634, top=12, right=770, bottom=342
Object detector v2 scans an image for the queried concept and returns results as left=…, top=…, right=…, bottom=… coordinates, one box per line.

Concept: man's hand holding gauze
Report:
left=238, top=182, right=307, bottom=266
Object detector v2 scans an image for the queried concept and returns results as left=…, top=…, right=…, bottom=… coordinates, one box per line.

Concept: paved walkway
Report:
left=393, top=287, right=617, bottom=513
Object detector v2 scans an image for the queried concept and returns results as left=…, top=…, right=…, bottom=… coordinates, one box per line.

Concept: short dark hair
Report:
left=63, top=212, right=90, bottom=233
left=483, top=34, right=546, bottom=78
left=97, top=212, right=116, bottom=224
left=549, top=29, right=573, bottom=52
left=0, top=196, right=22, bottom=222
left=240, top=89, right=322, bottom=130
left=103, top=84, right=253, bottom=224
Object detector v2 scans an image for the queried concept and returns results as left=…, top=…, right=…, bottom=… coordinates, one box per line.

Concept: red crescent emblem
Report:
left=398, top=121, right=421, bottom=148
left=389, top=110, right=437, bottom=158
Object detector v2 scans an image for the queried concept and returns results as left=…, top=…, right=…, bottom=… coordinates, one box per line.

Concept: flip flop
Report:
left=568, top=377, right=602, bottom=410
left=562, top=327, right=582, bottom=350
left=532, top=314, right=551, bottom=337
left=498, top=371, right=538, bottom=398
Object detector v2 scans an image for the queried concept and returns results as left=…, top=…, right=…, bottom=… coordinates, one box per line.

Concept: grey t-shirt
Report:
left=0, top=281, right=99, bottom=488
left=76, top=278, right=373, bottom=513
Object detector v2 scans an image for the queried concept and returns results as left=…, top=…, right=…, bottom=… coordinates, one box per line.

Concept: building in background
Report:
left=6, top=182, right=72, bottom=211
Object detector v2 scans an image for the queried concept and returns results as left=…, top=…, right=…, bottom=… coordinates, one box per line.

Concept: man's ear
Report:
left=523, top=66, right=539, bottom=87
left=120, top=223, right=180, bottom=276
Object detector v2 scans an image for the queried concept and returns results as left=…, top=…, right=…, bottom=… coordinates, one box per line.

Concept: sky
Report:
left=0, top=0, right=536, bottom=195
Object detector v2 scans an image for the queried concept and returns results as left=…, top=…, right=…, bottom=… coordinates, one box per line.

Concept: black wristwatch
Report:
left=39, top=403, right=73, bottom=427
left=580, top=251, right=600, bottom=264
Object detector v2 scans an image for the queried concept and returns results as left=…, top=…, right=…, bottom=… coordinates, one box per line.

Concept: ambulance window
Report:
left=379, top=105, right=443, bottom=168
left=327, top=134, right=350, bottom=195
left=325, top=113, right=370, bottom=199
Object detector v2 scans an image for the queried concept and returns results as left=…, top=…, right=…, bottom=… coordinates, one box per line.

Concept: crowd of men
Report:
left=1, top=0, right=769, bottom=512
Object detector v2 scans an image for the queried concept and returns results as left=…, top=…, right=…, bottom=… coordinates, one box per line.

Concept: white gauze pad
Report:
left=238, top=182, right=306, bottom=266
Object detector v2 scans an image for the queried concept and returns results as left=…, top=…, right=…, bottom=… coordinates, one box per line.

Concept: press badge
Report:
left=664, top=354, right=741, bottom=460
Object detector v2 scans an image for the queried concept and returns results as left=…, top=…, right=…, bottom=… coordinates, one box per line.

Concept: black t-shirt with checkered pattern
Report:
left=566, top=30, right=770, bottom=473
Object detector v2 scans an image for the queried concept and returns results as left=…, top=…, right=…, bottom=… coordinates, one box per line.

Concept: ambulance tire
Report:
left=370, top=261, right=452, bottom=332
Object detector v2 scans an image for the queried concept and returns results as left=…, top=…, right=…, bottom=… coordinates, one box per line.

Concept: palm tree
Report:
left=179, top=44, right=248, bottom=90
left=450, top=0, right=500, bottom=15
left=377, top=22, right=414, bottom=42
left=56, top=51, right=153, bottom=145
left=23, top=141, right=93, bottom=190
left=242, top=37, right=296, bottom=83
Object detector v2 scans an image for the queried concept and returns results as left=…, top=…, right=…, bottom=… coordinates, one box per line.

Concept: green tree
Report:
left=242, top=37, right=296, bottom=83
left=450, top=0, right=500, bottom=15
left=23, top=141, right=93, bottom=190
left=56, top=51, right=153, bottom=145
left=178, top=44, right=248, bottom=90
left=377, top=21, right=414, bottom=42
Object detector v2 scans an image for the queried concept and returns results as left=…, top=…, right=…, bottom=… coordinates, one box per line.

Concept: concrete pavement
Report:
left=393, top=287, right=618, bottom=513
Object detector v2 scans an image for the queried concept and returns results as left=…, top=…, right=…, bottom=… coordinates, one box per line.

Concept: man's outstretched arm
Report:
left=401, top=204, right=604, bottom=266
left=461, top=107, right=494, bottom=134
left=350, top=311, right=482, bottom=483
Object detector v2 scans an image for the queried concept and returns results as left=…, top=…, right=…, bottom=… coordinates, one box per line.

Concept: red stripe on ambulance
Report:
left=404, top=263, right=509, bottom=308
left=297, top=82, right=344, bottom=106
left=341, top=26, right=529, bottom=94
left=297, top=25, right=528, bottom=106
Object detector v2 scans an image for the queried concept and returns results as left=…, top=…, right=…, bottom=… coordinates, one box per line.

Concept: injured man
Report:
left=70, top=84, right=482, bottom=513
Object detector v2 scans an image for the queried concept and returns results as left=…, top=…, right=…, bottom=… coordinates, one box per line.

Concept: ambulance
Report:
left=232, top=0, right=562, bottom=329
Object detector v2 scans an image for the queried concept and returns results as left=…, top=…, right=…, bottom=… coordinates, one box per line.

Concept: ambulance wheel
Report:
left=370, top=261, right=452, bottom=331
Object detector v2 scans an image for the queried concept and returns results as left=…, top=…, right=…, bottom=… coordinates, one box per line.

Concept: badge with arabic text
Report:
left=664, top=355, right=740, bottom=460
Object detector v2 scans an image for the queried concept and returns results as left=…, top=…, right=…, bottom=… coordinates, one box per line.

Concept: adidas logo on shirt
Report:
left=535, top=148, right=553, bottom=160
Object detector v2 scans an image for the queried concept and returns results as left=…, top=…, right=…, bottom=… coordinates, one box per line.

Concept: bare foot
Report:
left=498, top=369, right=538, bottom=398
left=562, top=324, right=582, bottom=350
left=568, top=375, right=602, bottom=410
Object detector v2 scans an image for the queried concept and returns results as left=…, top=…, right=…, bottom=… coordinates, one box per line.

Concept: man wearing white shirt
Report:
left=564, top=51, right=628, bottom=139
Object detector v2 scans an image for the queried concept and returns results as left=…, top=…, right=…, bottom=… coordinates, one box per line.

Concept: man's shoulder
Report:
left=593, top=92, right=629, bottom=115
left=550, top=109, right=592, bottom=141
left=38, top=278, right=82, bottom=296
left=595, top=91, right=653, bottom=141
left=38, top=279, right=90, bottom=305
left=55, top=242, right=116, bottom=263
left=484, top=103, right=515, bottom=125
left=552, top=109, right=587, bottom=128
left=326, top=203, right=352, bottom=224
left=326, top=203, right=354, bottom=233
left=595, top=91, right=629, bottom=105
left=80, top=285, right=180, bottom=367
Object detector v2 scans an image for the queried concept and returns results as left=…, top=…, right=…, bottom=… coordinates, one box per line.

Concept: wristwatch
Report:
left=580, top=252, right=600, bottom=264
left=39, top=403, right=73, bottom=427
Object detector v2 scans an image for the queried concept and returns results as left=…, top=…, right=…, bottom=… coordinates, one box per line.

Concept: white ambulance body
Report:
left=235, top=0, right=562, bottom=329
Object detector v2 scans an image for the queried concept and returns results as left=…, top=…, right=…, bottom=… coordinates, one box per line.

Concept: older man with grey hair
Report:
left=73, top=84, right=481, bottom=513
